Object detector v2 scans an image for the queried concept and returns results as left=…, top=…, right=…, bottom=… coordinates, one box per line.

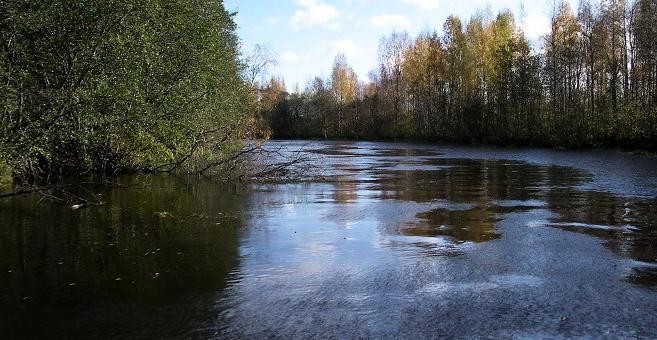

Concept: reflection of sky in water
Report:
left=2, top=141, right=657, bottom=338
left=258, top=141, right=657, bottom=291
left=230, top=140, right=657, bottom=337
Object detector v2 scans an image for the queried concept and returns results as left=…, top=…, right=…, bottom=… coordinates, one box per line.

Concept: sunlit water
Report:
left=1, top=140, right=657, bottom=338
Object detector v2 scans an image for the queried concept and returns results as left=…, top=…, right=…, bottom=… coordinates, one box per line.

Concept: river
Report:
left=1, top=140, right=657, bottom=338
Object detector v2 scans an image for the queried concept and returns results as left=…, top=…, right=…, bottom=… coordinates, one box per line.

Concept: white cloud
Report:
left=326, top=38, right=361, bottom=58
left=401, top=0, right=440, bottom=10
left=369, top=15, right=411, bottom=31
left=267, top=16, right=281, bottom=25
left=290, top=0, right=341, bottom=31
left=281, top=52, right=301, bottom=63
left=522, top=14, right=550, bottom=41
left=281, top=51, right=312, bottom=64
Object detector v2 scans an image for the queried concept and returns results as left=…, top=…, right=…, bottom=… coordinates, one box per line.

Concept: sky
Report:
left=225, top=0, right=580, bottom=90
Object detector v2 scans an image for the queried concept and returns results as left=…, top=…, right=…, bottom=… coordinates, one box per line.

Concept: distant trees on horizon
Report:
left=259, top=0, right=657, bottom=149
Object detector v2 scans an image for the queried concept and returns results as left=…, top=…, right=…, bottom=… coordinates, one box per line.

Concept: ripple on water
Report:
left=3, top=140, right=657, bottom=338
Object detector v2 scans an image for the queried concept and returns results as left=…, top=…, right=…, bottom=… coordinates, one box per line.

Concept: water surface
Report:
left=1, top=140, right=657, bottom=338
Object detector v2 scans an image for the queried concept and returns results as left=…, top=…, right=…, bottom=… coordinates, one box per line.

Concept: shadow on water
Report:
left=0, top=176, right=246, bottom=338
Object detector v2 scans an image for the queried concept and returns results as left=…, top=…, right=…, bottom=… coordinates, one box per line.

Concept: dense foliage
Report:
left=263, top=0, right=657, bottom=149
left=0, top=0, right=254, bottom=180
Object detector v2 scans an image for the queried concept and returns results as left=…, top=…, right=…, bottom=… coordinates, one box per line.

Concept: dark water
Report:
left=1, top=141, right=657, bottom=338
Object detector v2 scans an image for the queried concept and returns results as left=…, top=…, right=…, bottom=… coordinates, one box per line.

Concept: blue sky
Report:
left=225, top=0, right=579, bottom=90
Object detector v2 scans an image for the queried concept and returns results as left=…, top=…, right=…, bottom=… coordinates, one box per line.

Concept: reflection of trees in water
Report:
left=544, top=189, right=657, bottom=288
left=325, top=180, right=362, bottom=229
left=369, top=158, right=590, bottom=244
left=0, top=176, right=245, bottom=337
left=545, top=189, right=656, bottom=260
left=309, top=143, right=362, bottom=157
left=369, top=159, right=591, bottom=203
left=402, top=205, right=540, bottom=243
left=333, top=180, right=358, bottom=204
left=363, top=157, right=656, bottom=287
left=401, top=207, right=502, bottom=243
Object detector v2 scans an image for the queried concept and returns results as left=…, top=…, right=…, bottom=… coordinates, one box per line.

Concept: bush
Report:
left=0, top=0, right=253, bottom=180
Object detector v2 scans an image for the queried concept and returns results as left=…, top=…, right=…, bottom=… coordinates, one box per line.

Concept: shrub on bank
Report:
left=0, top=0, right=255, bottom=181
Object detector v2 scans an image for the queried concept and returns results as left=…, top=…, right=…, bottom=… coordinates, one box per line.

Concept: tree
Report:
left=259, top=2, right=657, bottom=150
left=379, top=31, right=411, bottom=138
left=0, top=0, right=255, bottom=179
left=330, top=54, right=359, bottom=136
left=545, top=1, right=585, bottom=145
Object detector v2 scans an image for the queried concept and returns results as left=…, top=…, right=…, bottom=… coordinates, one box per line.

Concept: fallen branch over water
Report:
left=0, top=183, right=105, bottom=209
left=247, top=149, right=313, bottom=180
left=0, top=188, right=45, bottom=199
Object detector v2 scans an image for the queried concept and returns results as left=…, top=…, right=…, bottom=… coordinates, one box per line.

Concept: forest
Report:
left=261, top=0, right=657, bottom=149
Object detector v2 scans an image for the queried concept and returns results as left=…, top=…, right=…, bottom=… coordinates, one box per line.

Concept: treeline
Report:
left=262, top=0, right=657, bottom=149
left=1, top=0, right=257, bottom=180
